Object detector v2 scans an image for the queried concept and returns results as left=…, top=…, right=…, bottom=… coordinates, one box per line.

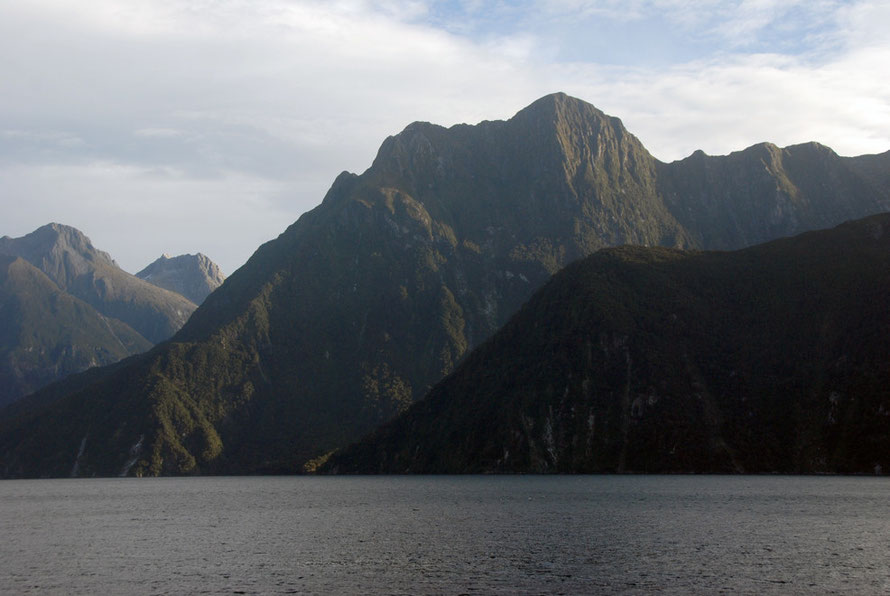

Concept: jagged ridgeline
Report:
left=0, top=224, right=196, bottom=344
left=325, top=215, right=890, bottom=474
left=1, top=93, right=888, bottom=477
left=136, top=253, right=226, bottom=305
left=0, top=224, right=197, bottom=408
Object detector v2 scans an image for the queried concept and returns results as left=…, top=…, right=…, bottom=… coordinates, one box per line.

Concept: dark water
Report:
left=1, top=475, right=889, bottom=595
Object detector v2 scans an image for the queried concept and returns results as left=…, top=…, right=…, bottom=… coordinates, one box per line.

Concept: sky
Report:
left=1, top=0, right=889, bottom=275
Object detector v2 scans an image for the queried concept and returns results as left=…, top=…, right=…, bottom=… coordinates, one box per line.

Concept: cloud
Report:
left=0, top=0, right=535, bottom=175
left=0, top=0, right=888, bottom=273
left=0, top=0, right=543, bottom=271
left=711, top=0, right=807, bottom=45
left=0, top=161, right=293, bottom=275
left=558, top=41, right=890, bottom=160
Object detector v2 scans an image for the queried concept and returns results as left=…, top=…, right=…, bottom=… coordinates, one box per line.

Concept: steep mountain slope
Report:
left=326, top=214, right=890, bottom=474
left=660, top=143, right=889, bottom=248
left=137, top=253, right=226, bottom=304
left=0, top=256, right=152, bottom=408
left=0, top=224, right=197, bottom=343
left=845, top=149, right=890, bottom=193
left=1, top=93, right=888, bottom=478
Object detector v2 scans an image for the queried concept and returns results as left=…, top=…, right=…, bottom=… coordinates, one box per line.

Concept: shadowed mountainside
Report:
left=325, top=214, right=890, bottom=474
left=1, top=93, right=888, bottom=477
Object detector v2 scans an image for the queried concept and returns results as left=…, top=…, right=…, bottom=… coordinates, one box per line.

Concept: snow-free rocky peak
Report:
left=137, top=253, right=226, bottom=304
left=0, top=223, right=196, bottom=344
left=0, top=223, right=117, bottom=289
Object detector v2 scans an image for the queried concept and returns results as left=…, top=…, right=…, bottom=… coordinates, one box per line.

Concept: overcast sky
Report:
left=2, top=0, right=888, bottom=274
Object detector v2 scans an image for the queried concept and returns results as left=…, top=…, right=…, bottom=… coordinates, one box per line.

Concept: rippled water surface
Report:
left=1, top=475, right=889, bottom=594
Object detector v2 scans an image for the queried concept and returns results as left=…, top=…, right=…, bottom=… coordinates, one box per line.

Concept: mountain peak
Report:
left=0, top=223, right=197, bottom=344
left=513, top=92, right=615, bottom=129
left=136, top=252, right=225, bottom=304
left=0, top=223, right=117, bottom=282
left=367, top=92, right=642, bottom=198
left=521, top=91, right=593, bottom=112
left=34, top=223, right=103, bottom=251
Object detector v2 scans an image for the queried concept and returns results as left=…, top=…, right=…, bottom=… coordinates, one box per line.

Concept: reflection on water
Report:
left=1, top=475, right=889, bottom=594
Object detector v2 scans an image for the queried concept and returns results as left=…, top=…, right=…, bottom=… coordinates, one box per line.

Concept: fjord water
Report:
left=1, top=476, right=888, bottom=594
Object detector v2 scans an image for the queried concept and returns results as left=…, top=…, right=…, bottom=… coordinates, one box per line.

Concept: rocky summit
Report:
left=137, top=253, right=226, bottom=305
left=0, top=224, right=199, bottom=408
left=0, top=224, right=197, bottom=344
left=1, top=93, right=888, bottom=478
left=324, top=214, right=890, bottom=475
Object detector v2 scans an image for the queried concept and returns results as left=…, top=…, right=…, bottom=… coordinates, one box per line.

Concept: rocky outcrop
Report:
left=137, top=253, right=225, bottom=304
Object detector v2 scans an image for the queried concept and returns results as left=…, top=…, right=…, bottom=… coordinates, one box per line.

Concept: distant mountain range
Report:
left=0, top=254, right=152, bottom=408
left=1, top=93, right=888, bottom=477
left=324, top=214, right=890, bottom=474
left=0, top=224, right=224, bottom=407
left=137, top=253, right=226, bottom=305
left=0, top=224, right=196, bottom=343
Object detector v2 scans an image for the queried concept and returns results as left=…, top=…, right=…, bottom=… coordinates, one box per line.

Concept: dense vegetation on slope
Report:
left=326, top=214, right=890, bottom=474
left=1, top=93, right=888, bottom=477
left=0, top=256, right=151, bottom=408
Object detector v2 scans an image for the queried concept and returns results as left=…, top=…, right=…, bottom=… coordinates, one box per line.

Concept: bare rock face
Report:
left=136, top=253, right=226, bottom=305
left=0, top=223, right=196, bottom=344
left=0, top=223, right=118, bottom=285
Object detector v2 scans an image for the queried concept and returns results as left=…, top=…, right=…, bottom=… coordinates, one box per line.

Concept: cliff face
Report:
left=326, top=214, right=890, bottom=475
left=137, top=253, right=226, bottom=305
left=1, top=93, right=888, bottom=478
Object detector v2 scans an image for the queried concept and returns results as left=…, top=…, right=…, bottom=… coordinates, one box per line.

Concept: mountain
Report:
left=324, top=214, right=890, bottom=474
left=136, top=253, right=226, bottom=304
left=0, top=256, right=152, bottom=408
left=0, top=224, right=197, bottom=406
left=1, top=93, right=888, bottom=478
left=845, top=150, right=890, bottom=192
left=0, top=224, right=197, bottom=343
left=659, top=142, right=889, bottom=248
